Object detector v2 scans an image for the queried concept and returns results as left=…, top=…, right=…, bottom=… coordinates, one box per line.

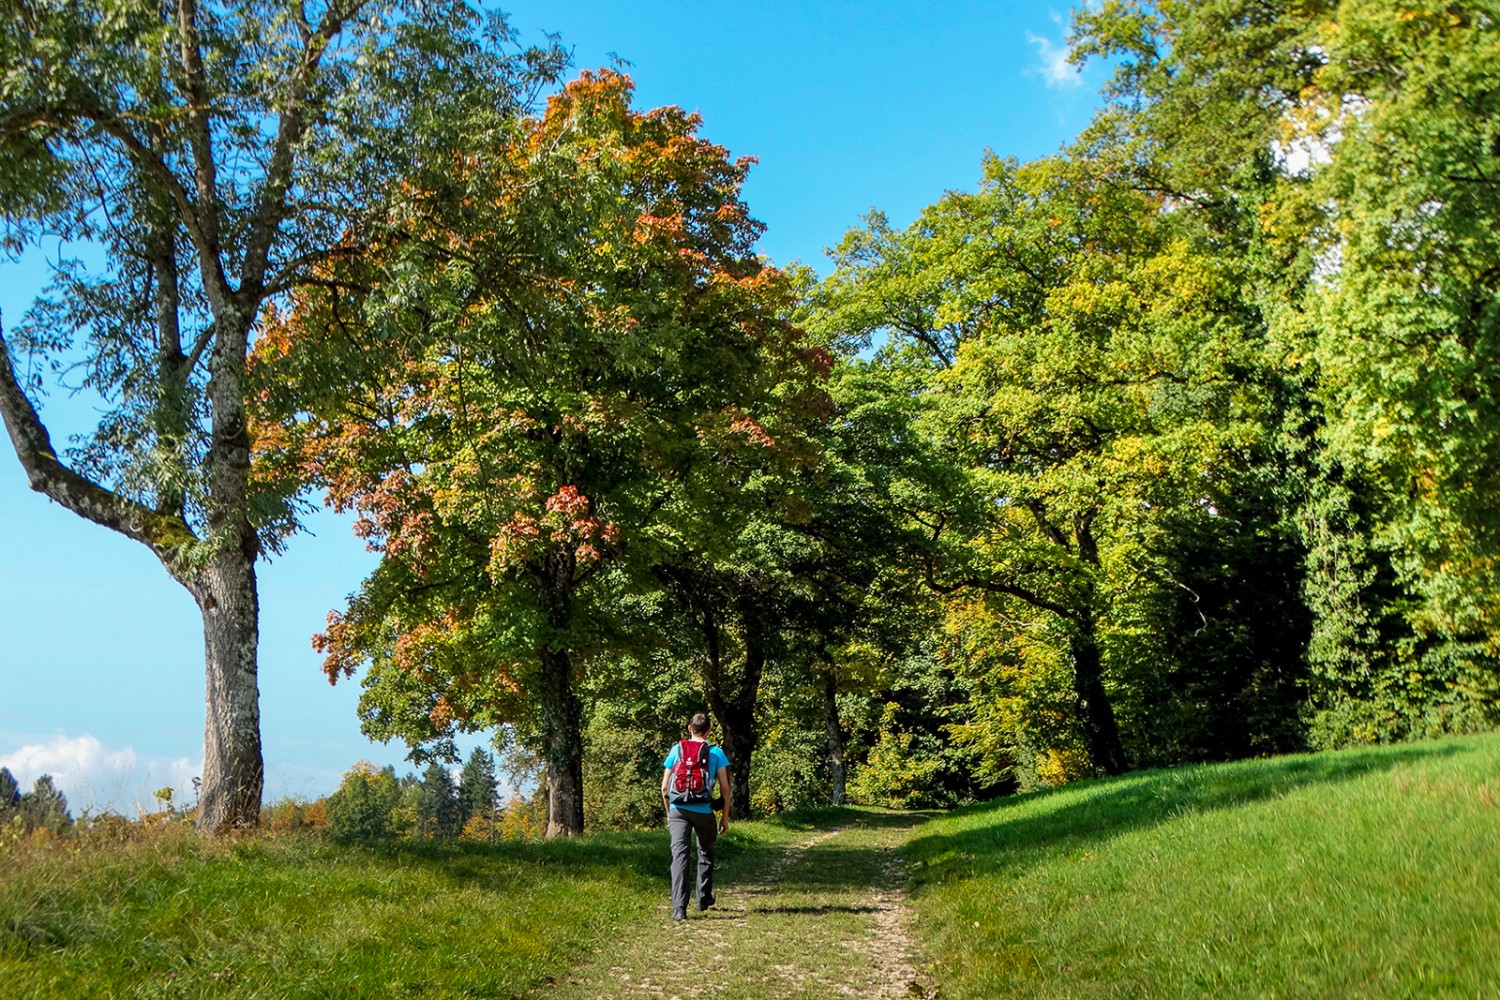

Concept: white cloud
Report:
left=0, top=733, right=199, bottom=816
left=1027, top=30, right=1082, bottom=89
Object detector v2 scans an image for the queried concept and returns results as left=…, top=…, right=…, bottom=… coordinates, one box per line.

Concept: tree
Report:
left=1072, top=0, right=1500, bottom=743
left=19, top=775, right=71, bottom=834
left=416, top=761, right=459, bottom=839
left=456, top=746, right=499, bottom=830
left=1292, top=1, right=1500, bottom=739
left=0, top=0, right=561, bottom=831
left=815, top=151, right=1276, bottom=777
left=0, top=767, right=20, bottom=825
left=257, top=70, right=828, bottom=836
left=325, top=761, right=402, bottom=843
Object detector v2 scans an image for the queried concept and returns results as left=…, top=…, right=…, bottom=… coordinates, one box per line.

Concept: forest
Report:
left=1, top=0, right=1496, bottom=838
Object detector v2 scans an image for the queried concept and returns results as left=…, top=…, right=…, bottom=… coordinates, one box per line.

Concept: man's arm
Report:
left=716, top=766, right=731, bottom=833
left=661, top=766, right=672, bottom=811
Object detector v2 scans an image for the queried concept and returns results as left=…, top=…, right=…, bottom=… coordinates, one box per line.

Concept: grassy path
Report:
left=544, top=808, right=937, bottom=1000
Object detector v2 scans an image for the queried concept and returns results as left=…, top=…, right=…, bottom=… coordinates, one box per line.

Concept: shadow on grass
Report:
left=755, top=806, right=940, bottom=833
left=750, top=903, right=883, bottom=915
left=327, top=827, right=671, bottom=890
left=727, top=807, right=943, bottom=894
left=322, top=805, right=940, bottom=898
left=905, top=740, right=1471, bottom=886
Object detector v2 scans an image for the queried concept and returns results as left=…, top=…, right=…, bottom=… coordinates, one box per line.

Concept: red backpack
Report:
left=668, top=740, right=715, bottom=806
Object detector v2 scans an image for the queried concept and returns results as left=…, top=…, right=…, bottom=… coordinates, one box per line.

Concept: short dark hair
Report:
left=688, top=712, right=711, bottom=736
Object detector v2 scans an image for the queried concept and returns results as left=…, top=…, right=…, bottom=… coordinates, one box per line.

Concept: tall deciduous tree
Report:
left=0, top=0, right=559, bottom=831
left=1073, top=0, right=1500, bottom=743
left=817, top=153, right=1274, bottom=776
left=256, top=71, right=827, bottom=836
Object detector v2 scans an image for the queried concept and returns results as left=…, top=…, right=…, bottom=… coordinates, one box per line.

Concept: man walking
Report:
left=661, top=712, right=731, bottom=920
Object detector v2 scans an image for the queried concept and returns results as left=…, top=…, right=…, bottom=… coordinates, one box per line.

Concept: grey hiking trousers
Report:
left=668, top=807, right=718, bottom=915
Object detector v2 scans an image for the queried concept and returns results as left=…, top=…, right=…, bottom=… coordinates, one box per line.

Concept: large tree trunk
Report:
left=193, top=550, right=264, bottom=829
left=537, top=552, right=584, bottom=838
left=540, top=645, right=584, bottom=837
left=823, top=667, right=847, bottom=806
left=196, top=314, right=266, bottom=831
left=1067, top=515, right=1129, bottom=777
left=704, top=587, right=767, bottom=821
left=1068, top=611, right=1130, bottom=777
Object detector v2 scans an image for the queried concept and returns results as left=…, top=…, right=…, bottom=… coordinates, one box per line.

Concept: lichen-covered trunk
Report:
left=196, top=313, right=264, bottom=831
left=194, top=551, right=263, bottom=830
left=538, top=552, right=584, bottom=838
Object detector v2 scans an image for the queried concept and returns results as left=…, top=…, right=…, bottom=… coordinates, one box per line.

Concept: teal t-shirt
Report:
left=663, top=740, right=730, bottom=814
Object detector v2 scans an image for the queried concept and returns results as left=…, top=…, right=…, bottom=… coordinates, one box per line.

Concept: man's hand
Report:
left=718, top=811, right=729, bottom=834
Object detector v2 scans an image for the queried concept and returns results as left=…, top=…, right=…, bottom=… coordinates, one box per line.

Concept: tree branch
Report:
left=241, top=1, right=369, bottom=295
left=173, top=0, right=232, bottom=309
left=0, top=322, right=199, bottom=573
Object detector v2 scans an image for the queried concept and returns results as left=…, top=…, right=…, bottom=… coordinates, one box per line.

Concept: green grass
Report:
left=0, top=827, right=667, bottom=998
left=7, top=737, right=1497, bottom=998
left=904, top=731, right=1500, bottom=999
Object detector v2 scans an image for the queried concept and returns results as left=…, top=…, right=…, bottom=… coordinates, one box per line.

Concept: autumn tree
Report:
left=0, top=0, right=561, bottom=830
left=257, top=71, right=828, bottom=836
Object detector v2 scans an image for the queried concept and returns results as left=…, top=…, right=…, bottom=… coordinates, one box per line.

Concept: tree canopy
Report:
left=5, top=0, right=1496, bottom=832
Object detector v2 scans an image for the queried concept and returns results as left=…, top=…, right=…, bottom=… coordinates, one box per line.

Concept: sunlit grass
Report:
left=0, top=823, right=664, bottom=998
left=905, top=731, right=1500, bottom=999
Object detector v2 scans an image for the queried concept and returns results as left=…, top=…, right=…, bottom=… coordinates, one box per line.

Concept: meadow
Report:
left=3, top=732, right=1496, bottom=998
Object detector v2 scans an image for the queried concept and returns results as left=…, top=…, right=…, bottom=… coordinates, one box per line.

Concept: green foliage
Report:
left=747, top=716, right=827, bottom=815
left=846, top=703, right=951, bottom=809
left=581, top=710, right=671, bottom=831
left=325, top=763, right=402, bottom=844
left=415, top=762, right=459, bottom=840
left=456, top=746, right=499, bottom=831
left=1069, top=0, right=1500, bottom=745
left=0, top=768, right=18, bottom=823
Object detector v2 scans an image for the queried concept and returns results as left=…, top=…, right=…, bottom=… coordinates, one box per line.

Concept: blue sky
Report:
left=0, top=1, right=1104, bottom=813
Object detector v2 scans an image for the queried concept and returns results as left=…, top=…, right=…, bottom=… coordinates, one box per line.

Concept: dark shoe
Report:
left=672, top=910, right=687, bottom=921
left=697, top=894, right=715, bottom=911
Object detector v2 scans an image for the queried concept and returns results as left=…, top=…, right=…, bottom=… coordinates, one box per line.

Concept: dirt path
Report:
left=544, top=810, right=935, bottom=1000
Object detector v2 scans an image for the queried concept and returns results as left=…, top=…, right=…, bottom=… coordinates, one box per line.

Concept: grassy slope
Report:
left=904, top=731, right=1500, bottom=999
left=1, top=828, right=670, bottom=998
